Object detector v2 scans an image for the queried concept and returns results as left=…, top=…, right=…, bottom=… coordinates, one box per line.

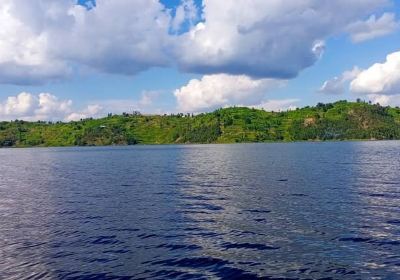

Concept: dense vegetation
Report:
left=1, top=100, right=400, bottom=147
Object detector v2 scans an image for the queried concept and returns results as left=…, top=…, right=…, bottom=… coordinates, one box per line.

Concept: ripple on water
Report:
left=91, top=235, right=121, bottom=245
left=149, top=257, right=259, bottom=279
left=387, top=219, right=400, bottom=225
left=222, top=242, right=280, bottom=251
left=1, top=143, right=400, bottom=279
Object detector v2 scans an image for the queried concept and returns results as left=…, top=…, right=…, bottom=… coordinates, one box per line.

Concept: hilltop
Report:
left=1, top=100, right=400, bottom=147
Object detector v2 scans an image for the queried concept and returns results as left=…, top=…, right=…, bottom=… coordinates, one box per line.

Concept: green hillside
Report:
left=1, top=100, right=400, bottom=147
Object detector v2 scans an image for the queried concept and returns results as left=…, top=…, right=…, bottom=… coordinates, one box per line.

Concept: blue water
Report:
left=0, top=142, right=400, bottom=279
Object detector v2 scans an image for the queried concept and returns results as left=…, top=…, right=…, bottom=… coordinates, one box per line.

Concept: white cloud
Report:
left=320, top=50, right=400, bottom=107
left=175, top=0, right=389, bottom=78
left=0, top=92, right=101, bottom=121
left=34, top=93, right=73, bottom=120
left=350, top=51, right=400, bottom=95
left=367, top=94, right=400, bottom=106
left=0, top=92, right=36, bottom=116
left=65, top=104, right=103, bottom=121
left=60, top=0, right=171, bottom=75
left=249, top=99, right=300, bottom=112
left=346, top=13, right=399, bottom=43
left=0, top=0, right=171, bottom=84
left=174, top=74, right=285, bottom=112
left=0, top=0, right=71, bottom=84
left=0, top=0, right=392, bottom=84
left=319, top=67, right=361, bottom=95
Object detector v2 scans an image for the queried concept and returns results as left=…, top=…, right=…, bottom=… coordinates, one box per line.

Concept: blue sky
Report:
left=0, top=0, right=399, bottom=121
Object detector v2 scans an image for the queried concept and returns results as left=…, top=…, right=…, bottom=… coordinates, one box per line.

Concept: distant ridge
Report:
left=1, top=100, right=400, bottom=147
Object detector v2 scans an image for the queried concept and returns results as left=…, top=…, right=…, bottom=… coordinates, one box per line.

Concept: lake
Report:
left=0, top=142, right=400, bottom=279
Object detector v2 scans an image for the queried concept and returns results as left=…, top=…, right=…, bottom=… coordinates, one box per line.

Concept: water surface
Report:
left=1, top=142, right=400, bottom=279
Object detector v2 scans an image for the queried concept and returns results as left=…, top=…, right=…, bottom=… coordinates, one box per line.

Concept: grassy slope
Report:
left=1, top=101, right=400, bottom=147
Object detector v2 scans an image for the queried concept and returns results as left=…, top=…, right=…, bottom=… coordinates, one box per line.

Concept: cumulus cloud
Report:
left=249, top=99, right=300, bottom=112
left=350, top=51, right=400, bottom=95
left=0, top=0, right=171, bottom=84
left=0, top=92, right=37, bottom=117
left=0, top=92, right=101, bottom=121
left=61, top=0, right=171, bottom=75
left=367, top=94, right=400, bottom=106
left=174, top=0, right=389, bottom=78
left=346, top=13, right=399, bottom=43
left=0, top=0, right=392, bottom=84
left=65, top=104, right=103, bottom=121
left=0, top=0, right=71, bottom=84
left=320, top=50, right=400, bottom=107
left=174, top=74, right=285, bottom=112
left=319, top=67, right=361, bottom=95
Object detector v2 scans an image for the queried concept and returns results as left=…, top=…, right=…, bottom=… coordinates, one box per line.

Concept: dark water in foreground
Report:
left=1, top=142, right=400, bottom=279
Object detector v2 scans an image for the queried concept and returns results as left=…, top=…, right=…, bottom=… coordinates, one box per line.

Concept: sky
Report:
left=0, top=0, right=399, bottom=121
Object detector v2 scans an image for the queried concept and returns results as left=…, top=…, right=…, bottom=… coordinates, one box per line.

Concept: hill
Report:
left=1, top=100, right=400, bottom=147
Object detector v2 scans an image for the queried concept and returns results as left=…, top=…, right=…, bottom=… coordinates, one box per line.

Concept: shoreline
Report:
left=2, top=138, right=399, bottom=149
